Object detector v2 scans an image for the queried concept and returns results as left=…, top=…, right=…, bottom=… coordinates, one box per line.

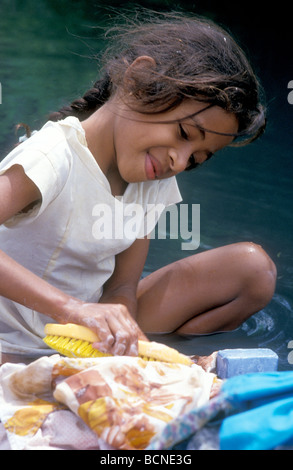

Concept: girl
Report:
left=0, top=12, right=276, bottom=362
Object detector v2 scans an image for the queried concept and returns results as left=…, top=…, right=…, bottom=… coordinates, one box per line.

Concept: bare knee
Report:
left=212, top=242, right=277, bottom=332
left=236, top=241, right=277, bottom=310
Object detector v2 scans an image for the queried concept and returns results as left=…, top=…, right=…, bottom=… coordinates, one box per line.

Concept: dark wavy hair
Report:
left=50, top=10, right=266, bottom=147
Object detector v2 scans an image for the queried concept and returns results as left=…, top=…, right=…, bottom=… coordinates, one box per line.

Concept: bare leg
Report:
left=136, top=242, right=277, bottom=335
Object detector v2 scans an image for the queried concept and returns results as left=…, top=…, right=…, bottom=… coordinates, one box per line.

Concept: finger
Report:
left=107, top=315, right=134, bottom=356
left=115, top=311, right=141, bottom=356
left=138, top=331, right=149, bottom=341
left=82, top=316, right=115, bottom=354
left=116, top=306, right=148, bottom=343
left=107, top=313, right=138, bottom=356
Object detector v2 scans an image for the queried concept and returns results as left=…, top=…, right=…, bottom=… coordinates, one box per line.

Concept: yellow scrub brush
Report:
left=43, top=323, right=193, bottom=366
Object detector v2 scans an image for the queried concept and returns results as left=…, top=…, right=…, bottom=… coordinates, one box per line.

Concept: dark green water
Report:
left=0, top=0, right=293, bottom=369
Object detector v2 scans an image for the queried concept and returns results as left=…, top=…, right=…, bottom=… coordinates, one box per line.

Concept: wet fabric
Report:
left=2, top=354, right=293, bottom=450
left=0, top=354, right=214, bottom=450
left=148, top=371, right=293, bottom=450
left=146, top=393, right=229, bottom=450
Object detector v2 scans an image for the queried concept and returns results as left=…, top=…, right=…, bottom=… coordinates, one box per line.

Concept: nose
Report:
left=168, top=148, right=190, bottom=173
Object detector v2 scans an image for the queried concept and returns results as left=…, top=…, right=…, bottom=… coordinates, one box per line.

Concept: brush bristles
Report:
left=43, top=335, right=110, bottom=359
left=43, top=323, right=193, bottom=365
left=44, top=335, right=160, bottom=361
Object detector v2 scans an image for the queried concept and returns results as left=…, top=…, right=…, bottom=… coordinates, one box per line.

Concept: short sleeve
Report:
left=0, top=127, right=70, bottom=227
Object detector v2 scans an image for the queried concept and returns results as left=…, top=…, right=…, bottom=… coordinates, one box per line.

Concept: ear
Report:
left=128, top=55, right=156, bottom=70
left=123, top=55, right=156, bottom=91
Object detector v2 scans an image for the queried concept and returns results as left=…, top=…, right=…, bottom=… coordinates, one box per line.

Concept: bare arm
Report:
left=0, top=165, right=148, bottom=355
left=99, top=236, right=150, bottom=340
left=0, top=165, right=86, bottom=321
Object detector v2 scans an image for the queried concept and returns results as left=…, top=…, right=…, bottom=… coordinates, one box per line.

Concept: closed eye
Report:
left=185, top=154, right=199, bottom=171
left=185, top=151, right=214, bottom=172
left=179, top=123, right=189, bottom=140
left=179, top=123, right=214, bottom=171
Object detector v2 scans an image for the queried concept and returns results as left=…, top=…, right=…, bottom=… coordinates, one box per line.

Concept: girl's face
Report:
left=110, top=99, right=239, bottom=183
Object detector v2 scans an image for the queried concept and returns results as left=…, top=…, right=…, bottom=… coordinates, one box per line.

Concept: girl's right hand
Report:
left=61, top=300, right=146, bottom=357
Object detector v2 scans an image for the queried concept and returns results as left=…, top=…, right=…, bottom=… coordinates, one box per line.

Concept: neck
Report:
left=81, top=105, right=128, bottom=196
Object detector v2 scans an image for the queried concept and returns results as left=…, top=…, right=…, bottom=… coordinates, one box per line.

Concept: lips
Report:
left=145, top=152, right=162, bottom=180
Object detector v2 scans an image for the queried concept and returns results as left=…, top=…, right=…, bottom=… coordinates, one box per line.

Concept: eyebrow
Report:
left=188, top=114, right=238, bottom=139
left=195, top=122, right=238, bottom=138
left=130, top=103, right=240, bottom=139
left=152, top=104, right=213, bottom=127
left=178, top=105, right=238, bottom=140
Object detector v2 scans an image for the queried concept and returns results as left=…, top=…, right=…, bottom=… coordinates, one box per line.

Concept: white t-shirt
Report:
left=0, top=117, right=182, bottom=355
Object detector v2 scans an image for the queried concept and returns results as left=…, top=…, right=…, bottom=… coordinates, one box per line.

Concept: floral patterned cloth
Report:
left=0, top=354, right=217, bottom=450
left=146, top=393, right=230, bottom=450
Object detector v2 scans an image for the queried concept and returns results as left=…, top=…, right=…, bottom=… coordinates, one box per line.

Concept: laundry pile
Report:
left=1, top=351, right=293, bottom=450
left=0, top=354, right=216, bottom=450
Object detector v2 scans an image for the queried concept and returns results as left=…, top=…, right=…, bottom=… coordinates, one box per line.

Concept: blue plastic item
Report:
left=146, top=371, right=293, bottom=450
left=216, top=348, right=278, bottom=379
left=220, top=371, right=293, bottom=450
